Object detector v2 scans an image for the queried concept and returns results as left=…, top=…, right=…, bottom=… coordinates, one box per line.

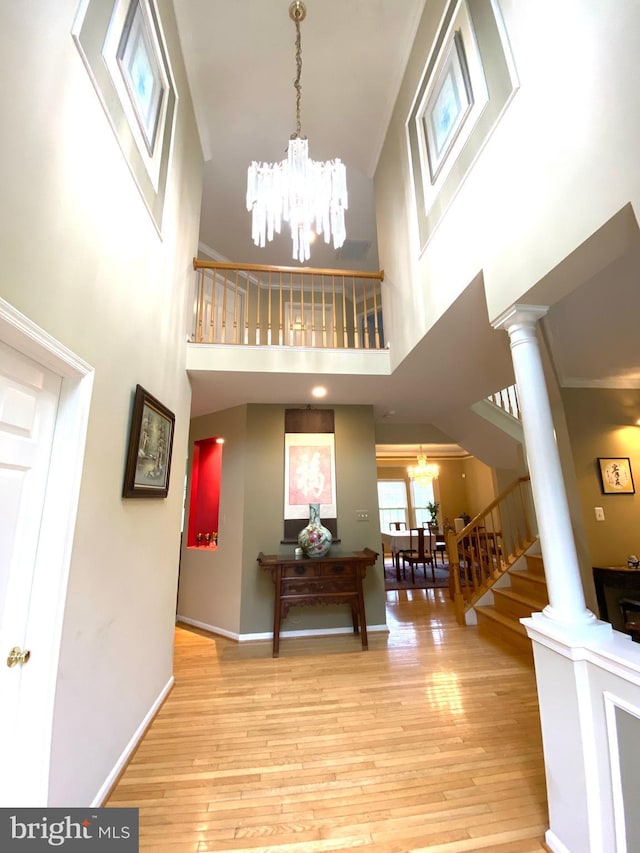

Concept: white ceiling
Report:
left=174, top=1, right=640, bottom=443
left=173, top=0, right=426, bottom=270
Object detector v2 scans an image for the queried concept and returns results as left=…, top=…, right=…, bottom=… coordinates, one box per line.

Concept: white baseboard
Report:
left=176, top=616, right=389, bottom=643
left=176, top=615, right=240, bottom=641
left=544, top=829, right=571, bottom=853
left=91, top=675, right=174, bottom=807
left=240, top=623, right=389, bottom=642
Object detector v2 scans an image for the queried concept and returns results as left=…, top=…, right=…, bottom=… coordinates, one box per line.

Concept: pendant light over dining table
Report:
left=407, top=448, right=440, bottom=486
left=246, top=1, right=348, bottom=264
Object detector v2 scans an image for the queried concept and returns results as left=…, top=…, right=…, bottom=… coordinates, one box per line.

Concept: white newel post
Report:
left=493, top=304, right=616, bottom=853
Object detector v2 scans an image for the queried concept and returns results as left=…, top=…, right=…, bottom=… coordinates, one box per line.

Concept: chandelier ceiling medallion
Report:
left=246, top=1, right=348, bottom=264
left=407, top=448, right=440, bottom=486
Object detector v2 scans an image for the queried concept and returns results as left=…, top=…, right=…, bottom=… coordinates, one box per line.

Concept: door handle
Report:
left=6, top=647, right=31, bottom=668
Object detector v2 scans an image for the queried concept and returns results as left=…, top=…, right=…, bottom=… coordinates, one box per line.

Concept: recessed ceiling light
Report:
left=215, top=437, right=225, bottom=444
left=311, top=386, right=327, bottom=398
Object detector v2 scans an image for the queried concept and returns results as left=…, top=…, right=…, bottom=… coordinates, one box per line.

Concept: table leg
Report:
left=356, top=569, right=368, bottom=650
left=351, top=603, right=360, bottom=635
left=272, top=566, right=282, bottom=658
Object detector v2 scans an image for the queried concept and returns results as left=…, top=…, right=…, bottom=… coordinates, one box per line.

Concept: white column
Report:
left=493, top=304, right=596, bottom=627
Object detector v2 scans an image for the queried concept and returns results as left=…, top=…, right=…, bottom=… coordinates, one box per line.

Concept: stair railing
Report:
left=487, top=384, right=520, bottom=419
left=192, top=259, right=385, bottom=350
left=446, top=476, right=536, bottom=624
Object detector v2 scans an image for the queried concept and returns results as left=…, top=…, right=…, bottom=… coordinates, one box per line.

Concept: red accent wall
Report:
left=187, top=438, right=222, bottom=547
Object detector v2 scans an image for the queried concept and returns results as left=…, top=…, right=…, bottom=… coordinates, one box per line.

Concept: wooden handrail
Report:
left=446, top=476, right=536, bottom=624
left=193, top=258, right=385, bottom=280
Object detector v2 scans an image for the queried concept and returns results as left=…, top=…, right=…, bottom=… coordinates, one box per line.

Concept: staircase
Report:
left=475, top=552, right=548, bottom=658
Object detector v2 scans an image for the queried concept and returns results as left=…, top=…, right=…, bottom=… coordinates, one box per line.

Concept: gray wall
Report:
left=178, top=404, right=386, bottom=638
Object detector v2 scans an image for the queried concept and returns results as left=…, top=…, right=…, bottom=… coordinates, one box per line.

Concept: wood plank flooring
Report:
left=107, top=589, right=549, bottom=852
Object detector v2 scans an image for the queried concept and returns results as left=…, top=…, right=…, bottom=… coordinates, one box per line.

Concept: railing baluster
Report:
left=278, top=271, right=283, bottom=346
left=221, top=271, right=228, bottom=343
left=233, top=270, right=238, bottom=343
left=244, top=270, right=250, bottom=344
left=372, top=280, right=380, bottom=349
left=196, top=269, right=205, bottom=342
left=310, top=272, right=315, bottom=348
left=255, top=270, right=260, bottom=346
left=266, top=271, right=271, bottom=346
left=207, top=271, right=215, bottom=343
left=352, top=277, right=359, bottom=348
left=331, top=275, right=337, bottom=347
left=363, top=279, right=370, bottom=349
left=342, top=276, right=348, bottom=347
left=321, top=274, right=327, bottom=348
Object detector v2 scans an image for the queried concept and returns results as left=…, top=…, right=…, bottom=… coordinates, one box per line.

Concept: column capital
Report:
left=491, top=303, right=549, bottom=333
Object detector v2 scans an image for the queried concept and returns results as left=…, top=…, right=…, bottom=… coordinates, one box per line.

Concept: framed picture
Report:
left=284, top=432, right=337, bottom=520
left=422, top=30, right=473, bottom=183
left=123, top=385, right=175, bottom=497
left=597, top=457, right=635, bottom=495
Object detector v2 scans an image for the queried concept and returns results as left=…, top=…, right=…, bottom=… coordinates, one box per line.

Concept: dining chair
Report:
left=402, top=528, right=435, bottom=584
left=388, top=521, right=412, bottom=580
left=425, top=522, right=447, bottom=566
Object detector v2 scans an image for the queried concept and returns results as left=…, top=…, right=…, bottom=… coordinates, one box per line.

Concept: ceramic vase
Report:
left=297, top=503, right=332, bottom=558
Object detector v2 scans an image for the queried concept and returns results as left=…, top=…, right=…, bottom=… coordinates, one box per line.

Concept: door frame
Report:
left=0, top=297, right=94, bottom=804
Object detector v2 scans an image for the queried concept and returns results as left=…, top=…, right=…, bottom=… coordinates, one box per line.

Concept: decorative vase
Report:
left=297, top=503, right=332, bottom=558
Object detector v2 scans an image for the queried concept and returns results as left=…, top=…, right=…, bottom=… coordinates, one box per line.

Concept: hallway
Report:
left=107, top=590, right=549, bottom=852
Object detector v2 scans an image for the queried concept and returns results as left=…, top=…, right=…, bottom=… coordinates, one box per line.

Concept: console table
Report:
left=593, top=564, right=640, bottom=630
left=257, top=548, right=378, bottom=657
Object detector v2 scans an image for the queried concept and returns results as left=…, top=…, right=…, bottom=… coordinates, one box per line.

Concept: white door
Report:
left=0, top=340, right=61, bottom=804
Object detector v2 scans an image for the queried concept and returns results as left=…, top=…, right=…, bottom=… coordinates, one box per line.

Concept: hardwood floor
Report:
left=107, top=589, right=549, bottom=852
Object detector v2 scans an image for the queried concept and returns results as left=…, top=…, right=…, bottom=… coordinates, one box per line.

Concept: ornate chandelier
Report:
left=407, top=449, right=440, bottom=486
left=246, top=1, right=348, bottom=264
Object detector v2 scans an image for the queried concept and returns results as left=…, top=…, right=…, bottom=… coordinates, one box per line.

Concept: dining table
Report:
left=381, top=530, right=422, bottom=579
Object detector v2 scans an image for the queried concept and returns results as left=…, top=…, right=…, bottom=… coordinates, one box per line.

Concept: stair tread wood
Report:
left=510, top=567, right=546, bottom=583
left=475, top=604, right=528, bottom=636
left=493, top=586, right=547, bottom=609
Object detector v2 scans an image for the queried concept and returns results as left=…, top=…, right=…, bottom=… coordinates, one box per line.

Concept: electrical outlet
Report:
left=356, top=510, right=369, bottom=522
left=595, top=506, right=605, bottom=521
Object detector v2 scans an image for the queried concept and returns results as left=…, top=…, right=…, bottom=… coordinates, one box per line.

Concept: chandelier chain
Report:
left=292, top=9, right=303, bottom=138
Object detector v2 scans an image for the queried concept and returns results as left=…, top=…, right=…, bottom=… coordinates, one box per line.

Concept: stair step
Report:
left=525, top=553, right=545, bottom=576
left=475, top=605, right=534, bottom=659
left=509, top=569, right=549, bottom=605
left=493, top=587, right=545, bottom=621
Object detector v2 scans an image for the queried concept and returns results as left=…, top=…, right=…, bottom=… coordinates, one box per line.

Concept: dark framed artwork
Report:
left=123, top=384, right=175, bottom=497
left=597, top=457, right=635, bottom=495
